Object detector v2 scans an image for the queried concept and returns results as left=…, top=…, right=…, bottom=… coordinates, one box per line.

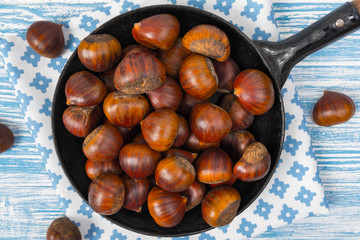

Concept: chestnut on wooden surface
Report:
left=312, top=90, right=356, bottom=126
left=140, top=108, right=179, bottom=152
left=147, top=76, right=183, bottom=111
left=172, top=114, right=190, bottom=148
left=182, top=24, right=230, bottom=62
left=233, top=69, right=275, bottom=115
left=178, top=94, right=210, bottom=118
left=132, top=14, right=180, bottom=50
left=65, top=71, right=107, bottom=107
left=158, top=37, right=192, bottom=78
left=190, top=102, right=232, bottom=143
left=201, top=186, right=241, bottom=227
left=114, top=52, right=166, bottom=94
left=98, top=68, right=116, bottom=93
left=78, top=33, right=122, bottom=72
left=121, top=44, right=157, bottom=59
left=26, top=21, right=64, bottom=58
left=103, top=91, right=150, bottom=128
left=63, top=105, right=103, bottom=138
left=46, top=217, right=81, bottom=240
left=119, top=143, right=161, bottom=181
left=88, top=173, right=125, bottom=215
left=212, top=57, right=240, bottom=93
left=221, top=129, right=255, bottom=161
left=83, top=124, right=124, bottom=162
left=196, top=147, right=233, bottom=184
left=164, top=148, right=198, bottom=164
left=155, top=156, right=196, bottom=192
left=220, top=93, right=254, bottom=130
left=85, top=158, right=122, bottom=180
left=0, top=123, right=15, bottom=153
left=122, top=175, right=150, bottom=212
left=233, top=142, right=271, bottom=182
left=184, top=132, right=220, bottom=153
left=147, top=186, right=187, bottom=228
left=181, top=180, right=207, bottom=212
left=179, top=54, right=218, bottom=100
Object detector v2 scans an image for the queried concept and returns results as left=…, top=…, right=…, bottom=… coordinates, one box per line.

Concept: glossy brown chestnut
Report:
left=103, top=91, right=150, bottom=128
left=65, top=71, right=106, bottom=107
left=184, top=132, right=220, bottom=153
left=132, top=14, right=180, bottom=50
left=122, top=175, right=150, bottom=212
left=26, top=21, right=64, bottom=58
left=221, top=129, right=255, bottom=160
left=121, top=44, right=157, bottom=59
left=0, top=123, right=15, bottom=153
left=209, top=173, right=237, bottom=188
left=233, top=69, right=275, bottom=115
left=147, top=186, right=187, bottom=228
left=164, top=148, right=198, bottom=164
left=155, top=156, right=196, bottom=192
left=85, top=158, right=122, bottom=180
left=114, top=52, right=166, bottom=94
left=220, top=93, right=254, bottom=130
left=201, top=186, right=241, bottom=227
left=233, top=142, right=271, bottom=182
left=98, top=68, right=116, bottom=93
left=88, top=173, right=125, bottom=215
left=181, top=180, right=207, bottom=212
left=179, top=54, right=218, bottom=100
left=78, top=34, right=122, bottom=72
left=131, top=133, right=147, bottom=144
left=196, top=147, right=233, bottom=184
left=172, top=114, right=190, bottom=148
left=83, top=124, right=124, bottom=162
left=114, top=125, right=139, bottom=144
left=177, top=94, right=209, bottom=119
left=190, top=102, right=232, bottom=143
left=312, top=90, right=356, bottom=126
left=158, top=37, right=192, bottom=78
left=140, top=109, right=179, bottom=152
left=119, top=143, right=161, bottom=181
left=212, top=57, right=240, bottom=93
left=182, top=24, right=230, bottom=62
left=147, top=76, right=183, bottom=111
left=63, top=105, right=103, bottom=138
left=46, top=217, right=81, bottom=240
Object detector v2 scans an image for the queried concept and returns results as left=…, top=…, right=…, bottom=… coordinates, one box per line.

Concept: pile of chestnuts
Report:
left=62, top=13, right=277, bottom=229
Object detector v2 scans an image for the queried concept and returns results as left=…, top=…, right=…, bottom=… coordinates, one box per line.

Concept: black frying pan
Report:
left=51, top=2, right=360, bottom=237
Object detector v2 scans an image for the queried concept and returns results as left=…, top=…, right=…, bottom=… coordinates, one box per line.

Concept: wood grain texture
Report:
left=0, top=0, right=359, bottom=239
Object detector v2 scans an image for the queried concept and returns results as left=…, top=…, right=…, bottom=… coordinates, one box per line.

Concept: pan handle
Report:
left=255, top=0, right=360, bottom=89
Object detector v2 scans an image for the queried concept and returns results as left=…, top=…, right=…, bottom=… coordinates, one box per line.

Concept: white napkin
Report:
left=0, top=0, right=329, bottom=239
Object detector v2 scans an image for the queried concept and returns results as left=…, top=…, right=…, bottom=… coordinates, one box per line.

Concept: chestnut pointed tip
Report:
left=134, top=207, right=142, bottom=212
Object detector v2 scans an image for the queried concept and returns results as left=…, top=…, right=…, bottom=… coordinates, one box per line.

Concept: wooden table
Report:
left=0, top=0, right=359, bottom=239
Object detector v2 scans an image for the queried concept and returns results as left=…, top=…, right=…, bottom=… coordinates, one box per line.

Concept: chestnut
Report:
left=88, top=173, right=125, bottom=215
left=98, top=68, right=116, bottom=93
left=182, top=24, right=230, bottom=62
left=212, top=57, right=240, bottom=93
left=184, top=132, right=220, bottom=153
left=164, top=148, right=198, bottom=164
left=78, top=34, right=122, bottom=72
left=190, top=102, right=232, bottom=143
left=114, top=52, right=166, bottom=94
left=201, top=186, right=241, bottom=227
left=122, top=175, right=150, bottom=212
left=209, top=173, right=237, bottom=188
left=26, top=21, right=64, bottom=58
left=158, top=37, right=191, bottom=78
left=221, top=129, right=255, bottom=161
left=85, top=158, right=122, bottom=180
left=83, top=124, right=124, bottom=162
left=233, top=142, right=271, bottom=182
left=0, top=123, right=15, bottom=153
left=181, top=180, right=207, bottom=212
left=147, top=186, right=187, bottom=228
left=114, top=125, right=139, bottom=144
left=131, top=132, right=147, bottom=144
left=103, top=91, right=150, bottom=129
left=147, top=76, right=183, bottom=111
left=46, top=217, right=81, bottom=240
left=196, top=147, right=233, bottom=184
left=65, top=71, right=107, bottom=107
left=312, top=90, right=356, bottom=126
left=155, top=156, right=196, bottom=192
left=140, top=108, right=179, bottom=152
left=233, top=69, right=275, bottom=115
left=121, top=44, right=157, bottom=59
left=179, top=54, right=218, bottom=100
left=132, top=14, right=180, bottom=50
left=172, top=114, right=190, bottom=148
left=119, top=143, right=161, bottom=181
left=220, top=93, right=254, bottom=130
left=63, top=105, right=103, bottom=137
left=178, top=94, right=210, bottom=118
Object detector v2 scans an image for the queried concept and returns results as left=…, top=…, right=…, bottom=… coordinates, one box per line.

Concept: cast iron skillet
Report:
left=52, top=1, right=360, bottom=237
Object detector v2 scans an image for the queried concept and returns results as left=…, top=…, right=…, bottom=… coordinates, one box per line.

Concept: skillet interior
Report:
left=52, top=5, right=284, bottom=237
